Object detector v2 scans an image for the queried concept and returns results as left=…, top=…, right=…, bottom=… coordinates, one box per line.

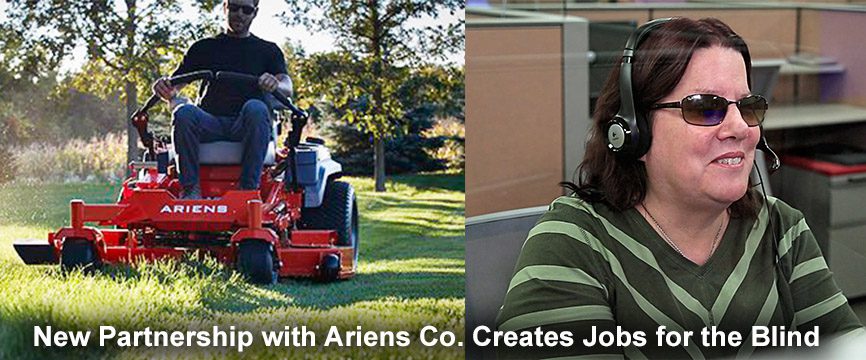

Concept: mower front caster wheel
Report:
left=60, top=238, right=100, bottom=273
left=318, top=253, right=341, bottom=282
left=237, top=240, right=278, bottom=285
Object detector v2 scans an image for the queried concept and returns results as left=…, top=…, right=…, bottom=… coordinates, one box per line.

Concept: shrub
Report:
left=12, top=133, right=127, bottom=183
left=318, top=105, right=446, bottom=175
left=424, top=118, right=464, bottom=172
left=0, top=146, right=17, bottom=184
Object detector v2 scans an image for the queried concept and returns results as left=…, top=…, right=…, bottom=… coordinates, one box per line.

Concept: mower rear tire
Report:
left=60, top=238, right=100, bottom=273
left=302, top=181, right=359, bottom=267
left=237, top=240, right=278, bottom=285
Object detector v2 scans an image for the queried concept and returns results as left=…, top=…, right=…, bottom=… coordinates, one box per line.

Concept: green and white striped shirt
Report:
left=496, top=195, right=863, bottom=359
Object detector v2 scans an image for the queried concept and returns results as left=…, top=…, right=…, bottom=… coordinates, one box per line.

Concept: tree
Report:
left=308, top=63, right=464, bottom=175
left=281, top=0, right=464, bottom=192
left=4, top=0, right=221, bottom=163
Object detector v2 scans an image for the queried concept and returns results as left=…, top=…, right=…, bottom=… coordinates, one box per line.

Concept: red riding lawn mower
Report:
left=13, top=71, right=359, bottom=284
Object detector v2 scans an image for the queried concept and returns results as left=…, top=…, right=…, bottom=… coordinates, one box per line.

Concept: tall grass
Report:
left=0, top=174, right=465, bottom=359
left=12, top=133, right=127, bottom=183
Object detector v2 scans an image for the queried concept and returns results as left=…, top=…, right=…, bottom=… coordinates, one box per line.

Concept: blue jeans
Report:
left=172, top=99, right=271, bottom=190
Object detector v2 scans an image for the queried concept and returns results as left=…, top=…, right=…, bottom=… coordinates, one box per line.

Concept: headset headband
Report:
left=617, top=17, right=675, bottom=125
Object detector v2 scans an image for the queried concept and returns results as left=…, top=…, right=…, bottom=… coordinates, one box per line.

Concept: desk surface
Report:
left=764, top=103, right=866, bottom=130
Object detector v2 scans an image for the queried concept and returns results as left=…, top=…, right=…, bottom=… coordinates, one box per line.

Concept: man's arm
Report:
left=260, top=41, right=293, bottom=97
left=258, top=73, right=293, bottom=97
left=275, top=73, right=293, bottom=97
left=152, top=78, right=188, bottom=104
left=153, top=40, right=201, bottom=105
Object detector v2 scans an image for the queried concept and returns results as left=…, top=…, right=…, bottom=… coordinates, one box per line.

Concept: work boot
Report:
left=181, top=185, right=202, bottom=200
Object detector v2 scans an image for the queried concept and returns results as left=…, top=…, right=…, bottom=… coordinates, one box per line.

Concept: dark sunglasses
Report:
left=650, top=94, right=768, bottom=127
left=227, top=3, right=257, bottom=15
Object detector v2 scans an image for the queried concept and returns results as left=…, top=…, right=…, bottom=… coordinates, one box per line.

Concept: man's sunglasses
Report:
left=650, top=94, right=768, bottom=127
left=227, top=3, right=257, bottom=15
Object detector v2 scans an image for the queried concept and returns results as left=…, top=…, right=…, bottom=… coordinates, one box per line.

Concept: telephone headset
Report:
left=608, top=18, right=794, bottom=324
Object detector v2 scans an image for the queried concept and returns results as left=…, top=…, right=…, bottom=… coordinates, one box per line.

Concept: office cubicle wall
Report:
left=466, top=14, right=589, bottom=358
left=465, top=207, right=547, bottom=360
left=466, top=11, right=589, bottom=218
left=467, top=4, right=866, bottom=218
left=801, top=9, right=866, bottom=107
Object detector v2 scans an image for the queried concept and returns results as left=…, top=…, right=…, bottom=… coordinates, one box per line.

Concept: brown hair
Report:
left=565, top=17, right=760, bottom=218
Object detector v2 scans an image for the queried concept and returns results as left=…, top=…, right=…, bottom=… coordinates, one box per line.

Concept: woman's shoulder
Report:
left=515, top=196, right=619, bottom=281
left=539, top=195, right=616, bottom=225
left=537, top=195, right=632, bottom=237
left=524, top=196, right=622, bottom=260
left=764, top=195, right=807, bottom=227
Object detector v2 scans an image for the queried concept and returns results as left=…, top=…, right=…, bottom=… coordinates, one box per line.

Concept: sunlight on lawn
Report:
left=361, top=258, right=464, bottom=274
left=0, top=225, right=52, bottom=262
left=0, top=174, right=465, bottom=359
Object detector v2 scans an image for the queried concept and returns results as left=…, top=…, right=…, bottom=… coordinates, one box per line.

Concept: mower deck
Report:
left=15, top=185, right=355, bottom=281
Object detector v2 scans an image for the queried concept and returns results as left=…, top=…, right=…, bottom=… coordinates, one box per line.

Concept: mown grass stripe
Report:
left=737, top=277, right=779, bottom=358
left=794, top=291, right=848, bottom=327
left=507, top=265, right=607, bottom=298
left=554, top=197, right=711, bottom=326
left=711, top=199, right=770, bottom=323
left=790, top=257, right=829, bottom=283
left=498, top=305, right=612, bottom=332
left=525, top=220, right=705, bottom=360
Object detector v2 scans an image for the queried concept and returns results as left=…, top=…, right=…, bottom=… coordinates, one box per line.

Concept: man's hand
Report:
left=152, top=77, right=176, bottom=102
left=258, top=73, right=279, bottom=93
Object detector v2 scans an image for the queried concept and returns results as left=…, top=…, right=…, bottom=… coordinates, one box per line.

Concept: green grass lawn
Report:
left=0, top=174, right=465, bottom=359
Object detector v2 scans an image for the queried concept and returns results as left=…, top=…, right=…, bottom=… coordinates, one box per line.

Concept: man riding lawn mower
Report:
left=16, top=0, right=358, bottom=285
left=14, top=70, right=360, bottom=285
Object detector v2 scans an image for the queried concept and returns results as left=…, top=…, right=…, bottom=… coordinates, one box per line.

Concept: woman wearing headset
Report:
left=495, top=17, right=863, bottom=359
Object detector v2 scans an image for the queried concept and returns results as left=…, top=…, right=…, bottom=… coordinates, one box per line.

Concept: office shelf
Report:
left=780, top=62, right=845, bottom=75
left=764, top=103, right=866, bottom=130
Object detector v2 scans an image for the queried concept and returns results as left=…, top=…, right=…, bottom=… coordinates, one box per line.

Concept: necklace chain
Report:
left=641, top=203, right=724, bottom=259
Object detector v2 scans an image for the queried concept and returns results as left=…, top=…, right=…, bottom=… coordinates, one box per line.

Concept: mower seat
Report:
left=171, top=96, right=285, bottom=166
left=198, top=140, right=277, bottom=166
left=167, top=118, right=279, bottom=166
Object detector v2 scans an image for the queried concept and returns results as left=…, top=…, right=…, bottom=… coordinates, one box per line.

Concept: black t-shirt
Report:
left=172, top=33, right=287, bottom=116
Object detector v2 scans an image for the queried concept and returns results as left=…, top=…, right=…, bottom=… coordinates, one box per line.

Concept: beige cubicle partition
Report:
left=561, top=7, right=797, bottom=59
left=565, top=9, right=650, bottom=23
left=654, top=9, right=796, bottom=59
left=466, top=3, right=866, bottom=217
left=800, top=8, right=866, bottom=108
left=466, top=11, right=589, bottom=217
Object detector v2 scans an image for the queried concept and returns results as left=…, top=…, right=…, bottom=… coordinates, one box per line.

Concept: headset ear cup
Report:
left=633, top=112, right=652, bottom=158
left=605, top=116, right=634, bottom=154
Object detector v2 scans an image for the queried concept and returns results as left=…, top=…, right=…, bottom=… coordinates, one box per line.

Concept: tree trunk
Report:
left=374, top=137, right=386, bottom=192
left=124, top=0, right=138, bottom=167
left=369, top=0, right=387, bottom=192
left=125, top=80, right=139, bottom=166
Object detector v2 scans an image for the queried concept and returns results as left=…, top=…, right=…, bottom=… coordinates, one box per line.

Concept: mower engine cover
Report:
left=289, top=141, right=342, bottom=208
